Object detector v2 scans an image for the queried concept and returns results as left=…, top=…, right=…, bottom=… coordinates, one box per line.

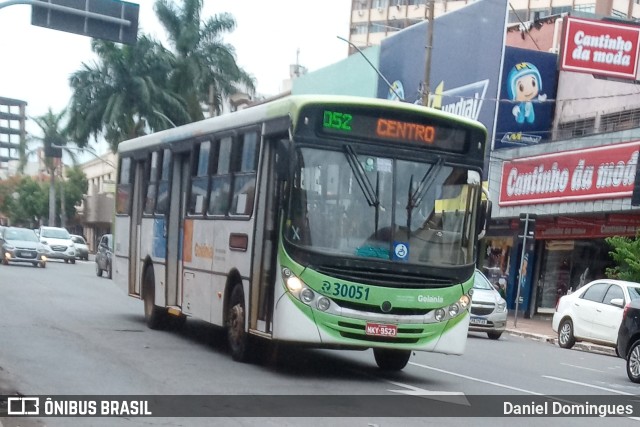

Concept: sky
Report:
left=0, top=0, right=352, bottom=155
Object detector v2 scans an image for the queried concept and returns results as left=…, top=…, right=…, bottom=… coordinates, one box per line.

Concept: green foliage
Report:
left=605, top=232, right=640, bottom=282
left=0, top=177, right=48, bottom=227
left=61, top=166, right=88, bottom=220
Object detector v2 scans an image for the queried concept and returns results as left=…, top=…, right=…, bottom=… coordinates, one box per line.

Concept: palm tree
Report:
left=154, top=0, right=256, bottom=120
left=67, top=35, right=191, bottom=153
left=30, top=108, right=77, bottom=226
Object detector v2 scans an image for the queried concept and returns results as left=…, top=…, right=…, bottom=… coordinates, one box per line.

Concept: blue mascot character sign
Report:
left=507, top=62, right=547, bottom=124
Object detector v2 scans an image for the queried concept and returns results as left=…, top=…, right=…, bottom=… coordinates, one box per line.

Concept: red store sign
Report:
left=499, top=141, right=640, bottom=206
left=534, top=215, right=640, bottom=240
left=560, top=16, right=640, bottom=80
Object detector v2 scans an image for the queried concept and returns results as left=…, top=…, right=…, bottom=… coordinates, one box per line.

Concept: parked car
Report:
left=0, top=226, right=48, bottom=268
left=71, top=235, right=89, bottom=260
left=553, top=279, right=640, bottom=350
left=39, top=226, right=76, bottom=263
left=468, top=269, right=508, bottom=339
left=617, top=299, right=640, bottom=383
left=95, top=234, right=113, bottom=278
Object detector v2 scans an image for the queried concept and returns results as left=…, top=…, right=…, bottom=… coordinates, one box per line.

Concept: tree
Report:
left=67, top=35, right=191, bottom=153
left=605, top=232, right=640, bottom=282
left=61, top=166, right=89, bottom=223
left=154, top=0, right=255, bottom=120
left=30, top=108, right=77, bottom=226
left=1, top=177, right=48, bottom=227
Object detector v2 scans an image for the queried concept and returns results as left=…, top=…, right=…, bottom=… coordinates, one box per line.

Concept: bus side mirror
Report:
left=477, top=196, right=491, bottom=240
left=275, top=139, right=291, bottom=182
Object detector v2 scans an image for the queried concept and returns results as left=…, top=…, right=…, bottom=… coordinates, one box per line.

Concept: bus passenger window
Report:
left=155, top=149, right=172, bottom=215
left=144, top=151, right=160, bottom=214
left=230, top=133, right=259, bottom=216
left=189, top=141, right=211, bottom=215
left=116, top=157, right=132, bottom=215
left=208, top=137, right=233, bottom=216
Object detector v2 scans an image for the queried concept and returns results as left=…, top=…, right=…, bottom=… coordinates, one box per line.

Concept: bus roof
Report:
left=117, top=94, right=487, bottom=156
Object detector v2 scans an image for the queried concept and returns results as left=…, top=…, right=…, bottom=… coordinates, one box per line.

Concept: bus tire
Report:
left=227, top=284, right=252, bottom=362
left=143, top=267, right=168, bottom=330
left=373, top=348, right=411, bottom=371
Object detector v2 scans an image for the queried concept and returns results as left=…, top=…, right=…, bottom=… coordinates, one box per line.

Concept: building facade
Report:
left=77, top=152, right=117, bottom=253
left=349, top=0, right=640, bottom=53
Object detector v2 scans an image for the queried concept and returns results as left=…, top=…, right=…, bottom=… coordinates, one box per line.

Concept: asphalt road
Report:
left=0, top=259, right=638, bottom=426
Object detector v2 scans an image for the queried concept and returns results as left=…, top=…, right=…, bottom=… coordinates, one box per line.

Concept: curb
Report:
left=506, top=329, right=618, bottom=357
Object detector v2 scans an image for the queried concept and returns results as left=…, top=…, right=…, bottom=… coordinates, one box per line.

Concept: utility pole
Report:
left=422, top=0, right=435, bottom=106
left=514, top=213, right=536, bottom=327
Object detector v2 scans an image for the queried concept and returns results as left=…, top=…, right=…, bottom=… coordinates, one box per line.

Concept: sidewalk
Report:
left=504, top=313, right=618, bottom=357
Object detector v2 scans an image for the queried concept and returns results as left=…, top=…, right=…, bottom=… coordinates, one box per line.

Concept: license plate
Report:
left=19, top=251, right=32, bottom=258
left=470, top=317, right=488, bottom=325
left=365, top=323, right=397, bottom=337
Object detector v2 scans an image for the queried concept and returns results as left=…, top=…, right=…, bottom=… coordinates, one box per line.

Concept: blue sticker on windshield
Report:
left=393, top=242, right=409, bottom=262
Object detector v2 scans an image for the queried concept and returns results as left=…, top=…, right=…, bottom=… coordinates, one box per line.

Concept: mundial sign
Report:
left=560, top=16, right=640, bottom=80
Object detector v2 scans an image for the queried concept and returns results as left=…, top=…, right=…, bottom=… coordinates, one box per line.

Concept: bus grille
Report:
left=314, top=265, right=452, bottom=288
left=337, top=299, right=432, bottom=316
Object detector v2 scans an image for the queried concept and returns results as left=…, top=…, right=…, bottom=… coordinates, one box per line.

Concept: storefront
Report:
left=485, top=138, right=640, bottom=317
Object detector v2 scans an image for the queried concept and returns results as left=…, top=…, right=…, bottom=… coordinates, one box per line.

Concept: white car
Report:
left=552, top=279, right=640, bottom=350
left=468, top=269, right=508, bottom=340
left=39, top=226, right=76, bottom=264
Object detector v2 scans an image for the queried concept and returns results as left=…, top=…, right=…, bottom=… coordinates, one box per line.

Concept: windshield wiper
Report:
left=407, top=157, right=444, bottom=212
left=405, top=158, right=444, bottom=239
left=344, top=145, right=381, bottom=238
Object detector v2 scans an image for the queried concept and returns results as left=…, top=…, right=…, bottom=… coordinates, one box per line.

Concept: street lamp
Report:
left=51, top=144, right=115, bottom=168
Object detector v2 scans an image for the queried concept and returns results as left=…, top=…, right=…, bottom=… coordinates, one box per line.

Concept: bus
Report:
left=113, top=95, right=489, bottom=371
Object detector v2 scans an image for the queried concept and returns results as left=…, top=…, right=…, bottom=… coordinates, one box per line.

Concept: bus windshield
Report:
left=285, top=146, right=481, bottom=266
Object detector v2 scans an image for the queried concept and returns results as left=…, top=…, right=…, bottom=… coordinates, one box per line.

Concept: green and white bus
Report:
left=113, top=95, right=489, bottom=371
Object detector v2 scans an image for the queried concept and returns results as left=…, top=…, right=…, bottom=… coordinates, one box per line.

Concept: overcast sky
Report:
left=0, top=0, right=351, bottom=154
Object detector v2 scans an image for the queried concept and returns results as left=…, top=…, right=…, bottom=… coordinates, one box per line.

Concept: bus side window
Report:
left=116, top=157, right=132, bottom=215
left=208, top=137, right=232, bottom=216
left=231, top=132, right=259, bottom=216
left=144, top=151, right=160, bottom=215
left=188, top=140, right=211, bottom=215
left=155, top=149, right=172, bottom=215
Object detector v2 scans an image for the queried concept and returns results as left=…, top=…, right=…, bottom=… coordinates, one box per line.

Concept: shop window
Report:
left=557, top=118, right=595, bottom=140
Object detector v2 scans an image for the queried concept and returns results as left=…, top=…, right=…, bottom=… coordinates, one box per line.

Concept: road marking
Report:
left=385, top=380, right=470, bottom=405
left=543, top=375, right=634, bottom=395
left=560, top=363, right=605, bottom=373
left=409, top=361, right=543, bottom=395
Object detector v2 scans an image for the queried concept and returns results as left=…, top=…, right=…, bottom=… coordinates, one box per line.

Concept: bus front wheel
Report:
left=373, top=348, right=411, bottom=371
left=143, top=267, right=168, bottom=330
left=227, top=284, right=252, bottom=362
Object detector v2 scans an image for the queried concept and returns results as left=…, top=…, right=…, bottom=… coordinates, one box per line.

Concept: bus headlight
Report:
left=285, top=276, right=303, bottom=292
left=448, top=304, right=460, bottom=317
left=300, top=288, right=315, bottom=304
left=434, top=308, right=446, bottom=322
left=458, top=295, right=471, bottom=310
left=317, top=297, right=330, bottom=311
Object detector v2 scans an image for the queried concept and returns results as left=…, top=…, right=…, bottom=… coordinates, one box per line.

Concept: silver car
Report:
left=468, top=269, right=508, bottom=339
left=0, top=227, right=48, bottom=268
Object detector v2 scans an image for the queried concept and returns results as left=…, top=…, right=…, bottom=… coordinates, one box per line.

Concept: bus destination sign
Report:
left=320, top=108, right=470, bottom=153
